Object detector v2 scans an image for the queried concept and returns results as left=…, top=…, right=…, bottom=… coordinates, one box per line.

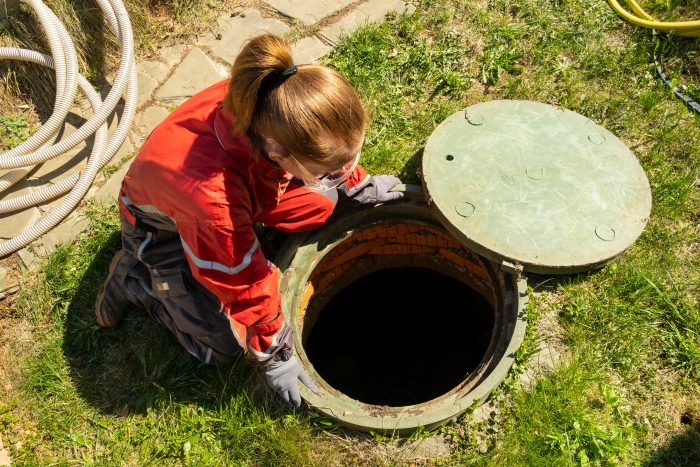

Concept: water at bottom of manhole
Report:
left=304, top=267, right=495, bottom=407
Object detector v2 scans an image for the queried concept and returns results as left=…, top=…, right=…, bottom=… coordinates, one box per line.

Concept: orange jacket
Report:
left=119, top=80, right=368, bottom=359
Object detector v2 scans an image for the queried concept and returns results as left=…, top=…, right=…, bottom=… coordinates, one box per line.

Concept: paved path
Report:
left=0, top=0, right=414, bottom=296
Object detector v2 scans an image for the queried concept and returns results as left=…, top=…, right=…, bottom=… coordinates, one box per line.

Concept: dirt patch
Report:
left=517, top=285, right=571, bottom=390
left=0, top=318, right=36, bottom=401
left=602, top=30, right=628, bottom=51
left=634, top=376, right=700, bottom=448
left=318, top=430, right=454, bottom=464
left=0, top=256, right=23, bottom=309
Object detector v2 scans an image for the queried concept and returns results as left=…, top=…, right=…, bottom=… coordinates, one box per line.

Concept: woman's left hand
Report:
left=352, top=175, right=404, bottom=204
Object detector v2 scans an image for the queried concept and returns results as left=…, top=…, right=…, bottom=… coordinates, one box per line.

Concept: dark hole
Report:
left=681, top=412, right=693, bottom=425
left=305, top=267, right=494, bottom=406
left=446, top=154, right=454, bottom=161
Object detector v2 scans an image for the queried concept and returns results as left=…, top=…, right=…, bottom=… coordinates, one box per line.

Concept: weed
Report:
left=0, top=115, right=33, bottom=150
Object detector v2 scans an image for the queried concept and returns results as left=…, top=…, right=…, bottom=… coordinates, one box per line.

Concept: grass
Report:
left=2, top=0, right=700, bottom=464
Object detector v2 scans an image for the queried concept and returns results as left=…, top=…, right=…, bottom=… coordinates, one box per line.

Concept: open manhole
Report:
left=275, top=101, right=651, bottom=433
left=276, top=202, right=526, bottom=433
left=305, top=231, right=496, bottom=407
left=305, top=266, right=493, bottom=407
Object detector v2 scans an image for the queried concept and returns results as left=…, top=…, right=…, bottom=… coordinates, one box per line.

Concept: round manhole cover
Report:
left=422, top=100, right=652, bottom=274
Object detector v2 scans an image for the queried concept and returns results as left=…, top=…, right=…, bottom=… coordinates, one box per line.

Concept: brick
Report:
left=446, top=237, right=462, bottom=248
left=266, top=0, right=355, bottom=26
left=197, top=10, right=289, bottom=65
left=320, top=0, right=409, bottom=43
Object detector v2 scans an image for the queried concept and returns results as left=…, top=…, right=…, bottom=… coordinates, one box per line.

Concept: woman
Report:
left=94, top=34, right=403, bottom=407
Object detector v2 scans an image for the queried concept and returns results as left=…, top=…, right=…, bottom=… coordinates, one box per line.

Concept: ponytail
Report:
left=224, top=34, right=293, bottom=134
left=223, top=34, right=367, bottom=168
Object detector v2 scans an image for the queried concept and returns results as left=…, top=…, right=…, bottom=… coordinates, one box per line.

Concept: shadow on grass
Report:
left=649, top=419, right=700, bottom=466
left=398, top=146, right=424, bottom=185
left=526, top=271, right=599, bottom=293
left=59, top=229, right=266, bottom=416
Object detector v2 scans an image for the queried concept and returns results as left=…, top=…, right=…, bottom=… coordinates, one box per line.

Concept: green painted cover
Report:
left=422, top=100, right=652, bottom=274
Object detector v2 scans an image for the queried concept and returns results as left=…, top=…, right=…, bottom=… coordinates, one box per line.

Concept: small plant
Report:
left=545, top=384, right=632, bottom=465
left=0, top=115, right=33, bottom=150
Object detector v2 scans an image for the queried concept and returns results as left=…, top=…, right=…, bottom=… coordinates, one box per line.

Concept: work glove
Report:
left=265, top=355, right=318, bottom=408
left=352, top=175, right=404, bottom=204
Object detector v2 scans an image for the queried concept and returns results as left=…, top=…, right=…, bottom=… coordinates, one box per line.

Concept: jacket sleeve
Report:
left=338, top=163, right=371, bottom=197
left=176, top=217, right=290, bottom=362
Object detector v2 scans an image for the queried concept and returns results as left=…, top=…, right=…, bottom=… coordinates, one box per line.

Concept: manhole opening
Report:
left=305, top=266, right=494, bottom=406
left=298, top=222, right=498, bottom=408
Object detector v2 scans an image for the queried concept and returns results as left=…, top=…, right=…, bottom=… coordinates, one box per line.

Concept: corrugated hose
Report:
left=0, top=0, right=137, bottom=256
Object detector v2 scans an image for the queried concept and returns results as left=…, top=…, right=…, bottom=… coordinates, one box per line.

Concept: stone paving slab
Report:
left=137, top=71, right=159, bottom=108
left=0, top=180, right=41, bottom=241
left=16, top=212, right=91, bottom=268
left=140, top=60, right=169, bottom=82
left=93, top=157, right=133, bottom=201
left=320, top=0, right=412, bottom=43
left=197, top=10, right=289, bottom=65
left=133, top=105, right=170, bottom=138
left=138, top=60, right=173, bottom=108
left=291, top=36, right=332, bottom=64
left=0, top=430, right=11, bottom=466
left=155, top=47, right=227, bottom=100
left=29, top=146, right=87, bottom=187
left=265, top=0, right=355, bottom=26
left=0, top=263, right=18, bottom=295
left=29, top=112, right=87, bottom=182
left=106, top=133, right=135, bottom=167
left=158, top=44, right=188, bottom=68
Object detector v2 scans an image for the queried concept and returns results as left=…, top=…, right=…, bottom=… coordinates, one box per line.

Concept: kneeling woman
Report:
left=95, top=34, right=402, bottom=406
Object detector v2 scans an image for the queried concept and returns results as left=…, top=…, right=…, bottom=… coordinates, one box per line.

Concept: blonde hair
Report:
left=223, top=34, right=367, bottom=168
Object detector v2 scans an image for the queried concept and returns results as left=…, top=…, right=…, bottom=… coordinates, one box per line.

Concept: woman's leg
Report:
left=96, top=214, right=242, bottom=365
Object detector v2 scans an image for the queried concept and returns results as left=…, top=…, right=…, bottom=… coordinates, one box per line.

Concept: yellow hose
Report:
left=606, top=0, right=700, bottom=37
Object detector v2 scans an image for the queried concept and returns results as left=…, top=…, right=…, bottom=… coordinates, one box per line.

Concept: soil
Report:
left=305, top=267, right=494, bottom=407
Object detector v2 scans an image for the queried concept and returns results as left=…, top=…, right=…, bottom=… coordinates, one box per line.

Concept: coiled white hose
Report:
left=0, top=0, right=137, bottom=256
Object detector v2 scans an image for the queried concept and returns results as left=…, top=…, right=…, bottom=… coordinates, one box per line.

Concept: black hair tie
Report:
left=280, top=64, right=297, bottom=78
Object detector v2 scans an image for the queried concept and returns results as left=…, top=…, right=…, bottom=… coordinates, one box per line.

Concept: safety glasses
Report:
left=265, top=138, right=361, bottom=191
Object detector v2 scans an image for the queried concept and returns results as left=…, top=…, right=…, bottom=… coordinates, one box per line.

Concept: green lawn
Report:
left=2, top=0, right=699, bottom=464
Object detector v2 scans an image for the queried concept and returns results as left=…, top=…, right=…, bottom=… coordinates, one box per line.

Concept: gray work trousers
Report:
left=116, top=213, right=242, bottom=365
